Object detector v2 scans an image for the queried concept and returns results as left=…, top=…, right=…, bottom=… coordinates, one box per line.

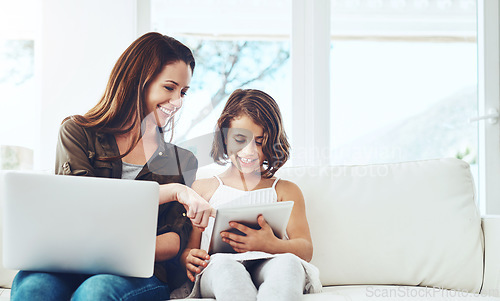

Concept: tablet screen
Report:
left=208, top=201, right=294, bottom=254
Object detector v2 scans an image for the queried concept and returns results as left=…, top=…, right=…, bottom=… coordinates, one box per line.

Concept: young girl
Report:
left=180, top=89, right=322, bottom=300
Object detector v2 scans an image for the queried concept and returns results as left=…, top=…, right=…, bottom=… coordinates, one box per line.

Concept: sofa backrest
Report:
left=275, top=158, right=483, bottom=293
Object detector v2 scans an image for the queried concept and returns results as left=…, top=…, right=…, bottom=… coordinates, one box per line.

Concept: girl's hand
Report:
left=220, top=215, right=278, bottom=253
left=184, top=248, right=210, bottom=282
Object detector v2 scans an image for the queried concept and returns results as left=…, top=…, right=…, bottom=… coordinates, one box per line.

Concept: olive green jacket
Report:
left=55, top=118, right=197, bottom=289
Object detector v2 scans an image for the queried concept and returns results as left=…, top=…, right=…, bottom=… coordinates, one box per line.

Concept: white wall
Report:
left=36, top=0, right=140, bottom=171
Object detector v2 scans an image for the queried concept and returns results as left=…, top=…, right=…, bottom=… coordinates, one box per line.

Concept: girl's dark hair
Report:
left=211, top=89, right=290, bottom=178
left=66, top=32, right=195, bottom=161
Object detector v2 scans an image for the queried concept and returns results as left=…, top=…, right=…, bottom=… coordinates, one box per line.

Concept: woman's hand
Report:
left=175, top=185, right=216, bottom=229
left=220, top=215, right=279, bottom=253
left=160, top=184, right=216, bottom=229
left=184, top=248, right=210, bottom=282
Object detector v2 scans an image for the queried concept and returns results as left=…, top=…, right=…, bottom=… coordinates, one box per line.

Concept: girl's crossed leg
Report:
left=199, top=254, right=305, bottom=301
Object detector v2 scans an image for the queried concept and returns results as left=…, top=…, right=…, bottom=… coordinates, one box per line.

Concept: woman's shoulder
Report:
left=59, top=116, right=91, bottom=138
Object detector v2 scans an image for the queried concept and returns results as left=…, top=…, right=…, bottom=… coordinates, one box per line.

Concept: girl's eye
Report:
left=164, top=86, right=174, bottom=91
left=234, top=138, right=246, bottom=144
left=181, top=91, right=187, bottom=97
left=255, top=141, right=263, bottom=146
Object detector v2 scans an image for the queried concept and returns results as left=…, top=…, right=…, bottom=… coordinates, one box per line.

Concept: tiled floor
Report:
left=0, top=289, right=10, bottom=301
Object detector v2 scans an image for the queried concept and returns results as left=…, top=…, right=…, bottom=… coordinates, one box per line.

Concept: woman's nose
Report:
left=169, top=95, right=182, bottom=109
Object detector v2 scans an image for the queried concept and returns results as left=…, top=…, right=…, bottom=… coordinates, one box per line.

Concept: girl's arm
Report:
left=180, top=228, right=208, bottom=282
left=221, top=180, right=314, bottom=262
left=270, top=180, right=313, bottom=261
left=180, top=178, right=217, bottom=281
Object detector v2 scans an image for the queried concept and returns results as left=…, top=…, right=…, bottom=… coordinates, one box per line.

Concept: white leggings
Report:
left=199, top=253, right=306, bottom=301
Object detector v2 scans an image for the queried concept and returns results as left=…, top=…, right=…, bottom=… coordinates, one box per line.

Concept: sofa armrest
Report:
left=481, top=216, right=500, bottom=296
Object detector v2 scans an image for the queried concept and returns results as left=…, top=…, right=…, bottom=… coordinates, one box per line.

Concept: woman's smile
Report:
left=157, top=104, right=175, bottom=117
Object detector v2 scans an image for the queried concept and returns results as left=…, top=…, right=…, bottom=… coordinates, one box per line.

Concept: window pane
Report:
left=0, top=40, right=35, bottom=170
left=330, top=1, right=478, bottom=186
left=151, top=0, right=292, bottom=160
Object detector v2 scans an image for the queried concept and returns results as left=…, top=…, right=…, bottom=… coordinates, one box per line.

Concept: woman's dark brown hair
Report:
left=211, top=89, right=290, bottom=178
left=66, top=32, right=195, bottom=161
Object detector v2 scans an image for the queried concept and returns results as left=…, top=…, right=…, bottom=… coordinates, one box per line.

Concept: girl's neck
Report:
left=222, top=165, right=264, bottom=191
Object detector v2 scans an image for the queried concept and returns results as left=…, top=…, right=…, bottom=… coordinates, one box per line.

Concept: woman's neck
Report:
left=115, top=121, right=160, bottom=165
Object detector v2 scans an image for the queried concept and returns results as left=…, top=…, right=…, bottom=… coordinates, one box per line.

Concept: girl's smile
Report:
left=227, top=114, right=265, bottom=174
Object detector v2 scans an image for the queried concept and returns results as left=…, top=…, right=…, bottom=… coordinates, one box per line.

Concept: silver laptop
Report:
left=1, top=171, right=159, bottom=278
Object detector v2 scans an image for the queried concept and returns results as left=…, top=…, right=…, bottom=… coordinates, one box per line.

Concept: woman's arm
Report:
left=55, top=119, right=96, bottom=176
left=159, top=183, right=216, bottom=229
left=221, top=180, right=314, bottom=262
left=155, top=232, right=181, bottom=262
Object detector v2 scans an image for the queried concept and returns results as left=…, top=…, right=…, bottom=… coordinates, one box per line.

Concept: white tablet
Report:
left=208, top=201, right=294, bottom=254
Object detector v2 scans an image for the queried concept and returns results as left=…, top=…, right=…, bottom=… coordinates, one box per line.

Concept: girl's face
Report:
left=145, top=60, right=192, bottom=127
left=227, top=114, right=265, bottom=174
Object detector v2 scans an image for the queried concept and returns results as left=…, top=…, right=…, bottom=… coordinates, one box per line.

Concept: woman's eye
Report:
left=234, top=138, right=246, bottom=144
left=255, top=141, right=263, bottom=146
left=181, top=91, right=187, bottom=97
left=164, top=86, right=173, bottom=91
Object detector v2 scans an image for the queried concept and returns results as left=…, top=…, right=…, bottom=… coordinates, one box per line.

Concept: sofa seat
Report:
left=2, top=285, right=500, bottom=300
left=0, top=289, right=9, bottom=301
left=304, top=285, right=500, bottom=300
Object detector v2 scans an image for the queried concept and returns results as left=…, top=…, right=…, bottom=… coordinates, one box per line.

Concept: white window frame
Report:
left=477, top=0, right=500, bottom=214
left=291, top=0, right=331, bottom=166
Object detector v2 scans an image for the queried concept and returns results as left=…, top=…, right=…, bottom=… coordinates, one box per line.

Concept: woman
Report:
left=11, top=32, right=214, bottom=301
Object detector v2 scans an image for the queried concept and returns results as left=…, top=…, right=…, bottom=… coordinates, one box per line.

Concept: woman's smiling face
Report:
left=226, top=114, right=265, bottom=174
left=144, top=60, right=192, bottom=127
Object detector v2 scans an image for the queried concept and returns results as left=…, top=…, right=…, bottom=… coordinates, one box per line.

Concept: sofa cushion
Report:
left=276, top=158, right=483, bottom=294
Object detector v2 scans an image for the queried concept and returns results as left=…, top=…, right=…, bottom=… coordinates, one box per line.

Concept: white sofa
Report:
left=187, top=158, right=500, bottom=300
left=2, top=158, right=500, bottom=300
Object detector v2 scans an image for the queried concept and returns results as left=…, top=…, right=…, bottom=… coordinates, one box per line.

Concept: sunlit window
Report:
left=151, top=0, right=292, bottom=146
left=329, top=0, right=477, bottom=179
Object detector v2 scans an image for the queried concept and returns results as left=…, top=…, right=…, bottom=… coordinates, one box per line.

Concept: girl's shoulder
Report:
left=275, top=178, right=300, bottom=190
left=275, top=178, right=304, bottom=201
left=191, top=177, right=221, bottom=200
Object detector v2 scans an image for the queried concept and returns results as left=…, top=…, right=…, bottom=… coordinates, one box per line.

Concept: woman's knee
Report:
left=71, top=274, right=169, bottom=301
left=72, top=274, right=126, bottom=300
left=12, top=271, right=78, bottom=301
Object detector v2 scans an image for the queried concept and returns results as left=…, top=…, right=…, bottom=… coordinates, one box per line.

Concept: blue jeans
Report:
left=11, top=271, right=170, bottom=301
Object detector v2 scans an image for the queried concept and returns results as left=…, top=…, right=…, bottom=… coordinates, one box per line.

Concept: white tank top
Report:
left=200, top=175, right=280, bottom=251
